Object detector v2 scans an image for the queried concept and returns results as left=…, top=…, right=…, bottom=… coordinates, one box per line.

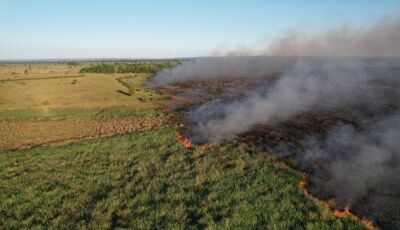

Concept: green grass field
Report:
left=0, top=129, right=365, bottom=229
left=0, top=62, right=367, bottom=229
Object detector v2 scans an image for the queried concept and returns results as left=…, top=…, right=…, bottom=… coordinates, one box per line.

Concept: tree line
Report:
left=79, top=61, right=181, bottom=74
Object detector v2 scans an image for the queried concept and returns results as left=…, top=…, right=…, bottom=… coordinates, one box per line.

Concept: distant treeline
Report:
left=79, top=61, right=181, bottom=74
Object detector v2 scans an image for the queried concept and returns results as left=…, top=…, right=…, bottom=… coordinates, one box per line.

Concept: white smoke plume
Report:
left=186, top=58, right=399, bottom=142
left=268, top=16, right=400, bottom=57
left=150, top=56, right=294, bottom=84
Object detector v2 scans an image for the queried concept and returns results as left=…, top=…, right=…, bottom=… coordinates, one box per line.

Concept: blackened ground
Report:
left=149, top=74, right=279, bottom=109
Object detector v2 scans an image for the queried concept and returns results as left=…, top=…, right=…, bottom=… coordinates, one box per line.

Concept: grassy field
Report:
left=0, top=61, right=175, bottom=110
left=0, top=62, right=367, bottom=229
left=0, top=73, right=158, bottom=110
left=0, top=129, right=365, bottom=229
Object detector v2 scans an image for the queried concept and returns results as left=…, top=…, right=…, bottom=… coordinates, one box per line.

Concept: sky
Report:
left=0, top=0, right=399, bottom=59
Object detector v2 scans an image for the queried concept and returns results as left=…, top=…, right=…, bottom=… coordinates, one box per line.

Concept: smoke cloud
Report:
left=185, top=58, right=398, bottom=142
left=304, top=112, right=400, bottom=201
left=150, top=56, right=294, bottom=84
left=152, top=17, right=400, bottom=85
left=268, top=16, right=400, bottom=57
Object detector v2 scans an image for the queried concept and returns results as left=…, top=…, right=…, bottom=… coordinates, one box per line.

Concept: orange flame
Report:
left=361, top=218, right=375, bottom=229
left=333, top=207, right=375, bottom=229
left=177, top=133, right=192, bottom=148
left=299, top=180, right=307, bottom=189
left=176, top=124, right=192, bottom=148
left=176, top=123, right=209, bottom=149
left=299, top=180, right=376, bottom=230
left=333, top=207, right=351, bottom=218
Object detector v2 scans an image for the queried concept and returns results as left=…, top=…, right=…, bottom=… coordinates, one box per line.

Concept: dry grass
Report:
left=0, top=113, right=170, bottom=151
left=0, top=62, right=173, bottom=151
left=0, top=63, right=170, bottom=110
left=0, top=63, right=80, bottom=79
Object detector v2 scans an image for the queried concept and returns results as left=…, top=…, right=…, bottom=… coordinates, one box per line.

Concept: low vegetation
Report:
left=116, top=75, right=171, bottom=100
left=0, top=128, right=365, bottom=229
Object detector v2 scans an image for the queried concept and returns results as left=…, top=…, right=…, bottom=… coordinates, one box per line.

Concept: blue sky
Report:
left=0, top=0, right=399, bottom=59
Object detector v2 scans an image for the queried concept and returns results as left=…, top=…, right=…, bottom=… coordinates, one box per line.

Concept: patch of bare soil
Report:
left=0, top=115, right=170, bottom=151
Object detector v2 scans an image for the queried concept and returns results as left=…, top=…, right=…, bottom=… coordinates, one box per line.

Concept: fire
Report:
left=176, top=123, right=209, bottom=149
left=333, top=207, right=351, bottom=218
left=299, top=180, right=307, bottom=189
left=361, top=218, right=375, bottom=229
left=333, top=207, right=376, bottom=229
left=299, top=180, right=376, bottom=230
left=176, top=123, right=193, bottom=148
left=177, top=133, right=192, bottom=148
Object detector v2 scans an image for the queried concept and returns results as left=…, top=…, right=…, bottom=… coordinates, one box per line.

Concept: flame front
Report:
left=299, top=180, right=376, bottom=230
left=333, top=207, right=375, bottom=229
left=299, top=180, right=307, bottom=189
left=177, top=133, right=192, bottom=148
left=176, top=123, right=210, bottom=149
left=333, top=207, right=351, bottom=218
left=177, top=123, right=193, bottom=148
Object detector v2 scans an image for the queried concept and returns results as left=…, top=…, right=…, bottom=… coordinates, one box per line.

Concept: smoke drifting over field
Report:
left=303, top=112, right=400, bottom=224
left=151, top=16, right=400, bottom=228
left=183, top=59, right=399, bottom=142
left=150, top=56, right=293, bottom=84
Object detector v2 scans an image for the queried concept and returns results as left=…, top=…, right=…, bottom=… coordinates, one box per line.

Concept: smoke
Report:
left=150, top=56, right=294, bottom=84
left=268, top=16, right=400, bottom=57
left=303, top=112, right=400, bottom=204
left=185, top=58, right=398, bottom=143
left=151, top=16, right=400, bottom=85
left=303, top=113, right=400, bottom=228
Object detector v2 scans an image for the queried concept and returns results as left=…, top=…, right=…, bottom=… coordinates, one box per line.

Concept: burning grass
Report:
left=299, top=180, right=376, bottom=230
left=0, top=129, right=366, bottom=229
